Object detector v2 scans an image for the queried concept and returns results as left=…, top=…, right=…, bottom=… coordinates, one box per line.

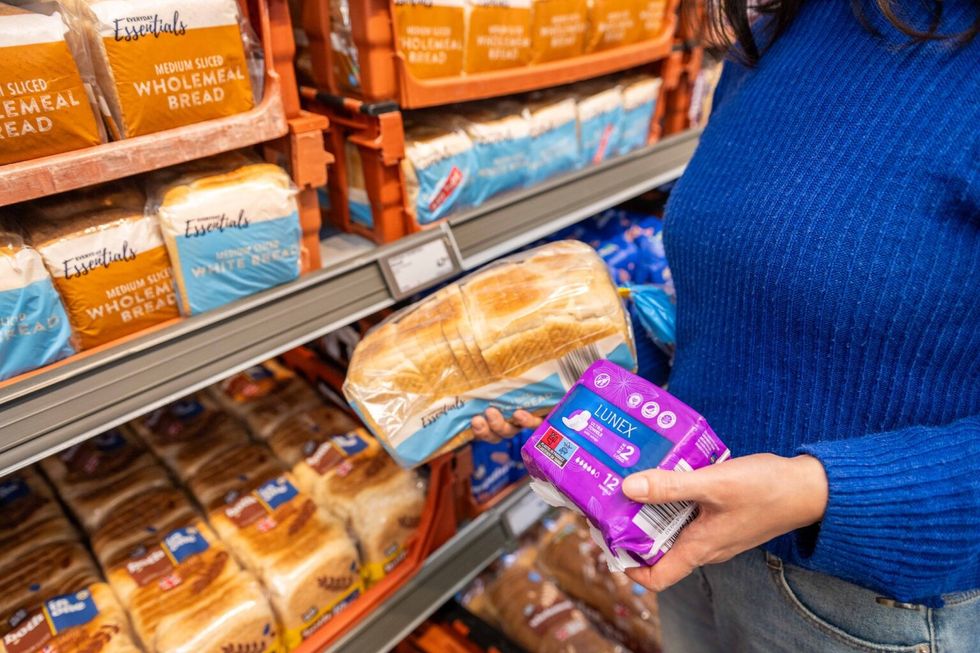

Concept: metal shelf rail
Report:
left=0, top=129, right=700, bottom=477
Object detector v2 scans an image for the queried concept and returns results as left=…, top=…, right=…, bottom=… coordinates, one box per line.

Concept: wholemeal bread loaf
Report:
left=530, top=0, right=588, bottom=62
left=152, top=162, right=302, bottom=315
left=464, top=0, right=532, bottom=73
left=185, top=444, right=363, bottom=649
left=0, top=541, right=141, bottom=653
left=344, top=240, right=634, bottom=466
left=392, top=0, right=464, bottom=80
left=267, top=419, right=426, bottom=582
left=24, top=206, right=179, bottom=350
left=90, top=486, right=283, bottom=653
left=210, top=360, right=322, bottom=439
left=70, top=0, right=255, bottom=138
left=0, top=1, right=104, bottom=164
left=0, top=230, right=75, bottom=380
left=585, top=0, right=641, bottom=51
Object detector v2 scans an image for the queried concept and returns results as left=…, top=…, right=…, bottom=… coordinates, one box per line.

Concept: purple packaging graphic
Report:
left=521, top=359, right=730, bottom=571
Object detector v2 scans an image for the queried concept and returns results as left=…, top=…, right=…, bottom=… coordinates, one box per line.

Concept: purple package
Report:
left=520, top=359, right=730, bottom=571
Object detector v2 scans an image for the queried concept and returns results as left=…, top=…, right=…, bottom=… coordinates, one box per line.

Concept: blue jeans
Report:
left=658, top=549, right=980, bottom=653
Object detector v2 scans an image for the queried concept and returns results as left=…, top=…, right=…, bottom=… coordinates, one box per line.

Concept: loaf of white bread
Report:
left=0, top=1, right=104, bottom=164
left=183, top=443, right=363, bottom=650
left=344, top=240, right=634, bottom=466
left=70, top=0, right=255, bottom=138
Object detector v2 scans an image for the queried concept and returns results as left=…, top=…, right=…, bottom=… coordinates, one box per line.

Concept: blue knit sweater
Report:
left=663, top=0, right=979, bottom=605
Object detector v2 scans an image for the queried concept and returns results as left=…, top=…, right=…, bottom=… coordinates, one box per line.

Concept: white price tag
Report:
left=503, top=490, right=550, bottom=537
left=380, top=230, right=462, bottom=299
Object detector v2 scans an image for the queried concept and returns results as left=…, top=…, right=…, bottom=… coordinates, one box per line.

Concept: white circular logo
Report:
left=657, top=411, right=677, bottom=429
left=641, top=401, right=660, bottom=419
left=627, top=393, right=643, bottom=408
left=594, top=373, right=611, bottom=388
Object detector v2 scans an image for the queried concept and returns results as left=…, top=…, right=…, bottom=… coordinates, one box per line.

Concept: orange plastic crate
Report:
left=302, top=0, right=679, bottom=108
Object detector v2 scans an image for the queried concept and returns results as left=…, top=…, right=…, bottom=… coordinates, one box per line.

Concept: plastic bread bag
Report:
left=20, top=199, right=180, bottom=350
left=525, top=91, right=580, bottom=184
left=327, top=0, right=361, bottom=93
left=637, top=0, right=668, bottom=39
left=392, top=0, right=464, bottom=80
left=617, top=74, right=662, bottom=155
left=0, top=226, right=75, bottom=381
left=521, top=359, right=730, bottom=571
left=67, top=0, right=260, bottom=139
left=184, top=443, right=363, bottom=648
left=484, top=549, right=630, bottom=653
left=573, top=79, right=624, bottom=167
left=464, top=0, right=532, bottom=73
left=624, top=283, right=674, bottom=355
left=344, top=240, right=636, bottom=467
left=585, top=0, right=641, bottom=52
left=87, top=485, right=284, bottom=653
left=529, top=0, right=587, bottom=63
left=265, top=420, right=427, bottom=584
left=453, top=102, right=531, bottom=204
left=210, top=359, right=323, bottom=438
left=401, top=119, right=478, bottom=225
left=538, top=514, right=661, bottom=653
left=0, top=541, right=142, bottom=653
left=149, top=157, right=302, bottom=315
left=345, top=140, right=374, bottom=227
left=0, top=0, right=107, bottom=164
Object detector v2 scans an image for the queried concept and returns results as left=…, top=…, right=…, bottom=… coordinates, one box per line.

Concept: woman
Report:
left=471, top=0, right=980, bottom=649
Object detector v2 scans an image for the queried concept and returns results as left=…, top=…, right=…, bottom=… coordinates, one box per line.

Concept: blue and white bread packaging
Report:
left=344, top=240, right=636, bottom=467
left=574, top=80, right=624, bottom=167
left=0, top=229, right=75, bottom=381
left=152, top=159, right=302, bottom=315
left=526, top=92, right=580, bottom=184
left=402, top=122, right=478, bottom=225
left=617, top=74, right=662, bottom=154
left=455, top=103, right=532, bottom=203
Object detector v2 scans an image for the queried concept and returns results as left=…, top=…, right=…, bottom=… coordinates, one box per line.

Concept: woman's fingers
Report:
left=512, top=409, right=544, bottom=430
left=471, top=408, right=542, bottom=441
left=470, top=414, right=502, bottom=443
left=485, top=407, right=517, bottom=437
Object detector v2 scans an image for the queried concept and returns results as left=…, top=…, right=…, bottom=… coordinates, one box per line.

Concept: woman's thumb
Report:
left=622, top=468, right=712, bottom=504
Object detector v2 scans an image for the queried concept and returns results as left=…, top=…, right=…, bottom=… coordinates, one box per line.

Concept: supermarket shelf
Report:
left=327, top=483, right=545, bottom=653
left=0, top=129, right=700, bottom=476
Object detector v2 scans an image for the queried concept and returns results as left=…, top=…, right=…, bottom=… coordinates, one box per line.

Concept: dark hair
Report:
left=693, top=0, right=980, bottom=64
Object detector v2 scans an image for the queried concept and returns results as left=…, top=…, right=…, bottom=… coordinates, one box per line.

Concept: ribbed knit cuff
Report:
left=797, top=416, right=980, bottom=606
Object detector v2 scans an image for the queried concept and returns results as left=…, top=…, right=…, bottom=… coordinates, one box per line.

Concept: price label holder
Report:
left=503, top=488, right=550, bottom=538
left=378, top=223, right=464, bottom=300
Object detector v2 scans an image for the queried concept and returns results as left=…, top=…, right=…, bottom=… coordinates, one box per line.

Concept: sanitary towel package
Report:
left=521, top=359, right=729, bottom=570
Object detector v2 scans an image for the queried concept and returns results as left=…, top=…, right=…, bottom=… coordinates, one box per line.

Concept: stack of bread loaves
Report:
left=40, top=430, right=284, bottom=653
left=344, top=240, right=636, bottom=467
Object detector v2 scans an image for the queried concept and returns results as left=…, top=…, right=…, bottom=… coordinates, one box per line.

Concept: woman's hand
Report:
left=470, top=408, right=543, bottom=443
left=622, top=453, right=828, bottom=591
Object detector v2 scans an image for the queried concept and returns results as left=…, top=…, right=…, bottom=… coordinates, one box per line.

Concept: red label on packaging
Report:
left=125, top=545, right=176, bottom=588
left=3, top=609, right=52, bottom=653
left=223, top=494, right=266, bottom=529
left=593, top=124, right=614, bottom=164
left=428, top=166, right=463, bottom=212
left=305, top=441, right=345, bottom=476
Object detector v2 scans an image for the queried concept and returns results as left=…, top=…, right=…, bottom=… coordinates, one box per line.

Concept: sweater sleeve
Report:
left=797, top=415, right=980, bottom=606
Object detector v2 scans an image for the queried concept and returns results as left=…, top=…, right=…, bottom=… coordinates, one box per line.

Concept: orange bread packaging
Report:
left=586, top=0, right=641, bottom=51
left=529, top=0, right=587, bottom=63
left=637, top=0, right=668, bottom=39
left=0, top=0, right=105, bottom=164
left=393, top=0, right=465, bottom=79
left=71, top=0, right=256, bottom=138
left=464, top=0, right=532, bottom=73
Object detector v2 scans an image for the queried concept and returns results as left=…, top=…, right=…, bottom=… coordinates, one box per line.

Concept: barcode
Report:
left=660, top=507, right=699, bottom=552
left=557, top=343, right=603, bottom=389
left=633, top=500, right=697, bottom=547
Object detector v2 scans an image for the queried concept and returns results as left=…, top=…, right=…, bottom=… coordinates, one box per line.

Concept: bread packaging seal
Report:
left=521, top=359, right=730, bottom=571
left=344, top=240, right=636, bottom=467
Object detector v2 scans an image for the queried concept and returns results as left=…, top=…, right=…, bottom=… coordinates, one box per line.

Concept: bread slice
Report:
left=71, top=0, right=255, bottom=138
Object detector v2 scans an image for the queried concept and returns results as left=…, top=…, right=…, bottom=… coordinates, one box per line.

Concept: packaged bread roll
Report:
left=24, top=206, right=179, bottom=350
left=538, top=515, right=661, bottom=652
left=617, top=74, right=661, bottom=155
left=529, top=0, right=587, bottom=63
left=574, top=80, right=624, bottom=166
left=637, top=0, right=668, bottom=39
left=0, top=229, right=74, bottom=380
left=127, top=393, right=250, bottom=481
left=0, top=541, right=141, bottom=653
left=486, top=550, right=628, bottom=653
left=455, top=103, right=531, bottom=204
left=210, top=359, right=322, bottom=438
left=393, top=0, right=464, bottom=80
left=90, top=486, right=283, bottom=653
left=526, top=92, right=579, bottom=184
left=186, top=444, right=364, bottom=649
left=152, top=162, right=302, bottom=315
left=402, top=121, right=477, bottom=225
left=71, top=0, right=255, bottom=138
left=344, top=240, right=636, bottom=467
left=0, top=1, right=104, bottom=165
left=586, top=0, right=641, bottom=52
left=464, top=0, right=532, bottom=73
left=267, top=420, right=427, bottom=583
